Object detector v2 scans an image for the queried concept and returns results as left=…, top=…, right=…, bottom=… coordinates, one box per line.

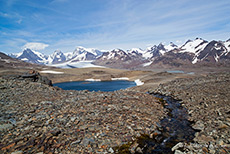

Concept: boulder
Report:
left=21, top=70, right=52, bottom=86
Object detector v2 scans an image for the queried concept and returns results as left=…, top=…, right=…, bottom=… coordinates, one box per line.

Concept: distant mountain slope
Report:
left=8, top=38, right=230, bottom=69
left=10, top=48, right=48, bottom=64
left=144, top=42, right=178, bottom=59
left=10, top=46, right=103, bottom=66
left=149, top=38, right=230, bottom=67
left=67, top=46, right=102, bottom=62
left=0, top=52, right=43, bottom=69
left=47, top=50, right=66, bottom=64
left=93, top=49, right=147, bottom=69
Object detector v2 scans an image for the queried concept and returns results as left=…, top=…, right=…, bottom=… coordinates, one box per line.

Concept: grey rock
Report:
left=71, top=139, right=81, bottom=145
left=0, top=124, right=13, bottom=131
left=80, top=138, right=95, bottom=147
left=192, top=121, right=205, bottom=131
left=172, top=142, right=184, bottom=151
left=11, top=151, right=23, bottom=154
left=174, top=150, right=184, bottom=154
left=136, top=147, right=143, bottom=153
left=108, top=147, right=114, bottom=153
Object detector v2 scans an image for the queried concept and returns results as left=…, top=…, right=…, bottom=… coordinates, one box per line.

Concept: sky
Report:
left=0, top=0, right=230, bottom=54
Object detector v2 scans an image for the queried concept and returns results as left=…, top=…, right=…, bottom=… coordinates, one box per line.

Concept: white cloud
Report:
left=23, top=42, right=49, bottom=50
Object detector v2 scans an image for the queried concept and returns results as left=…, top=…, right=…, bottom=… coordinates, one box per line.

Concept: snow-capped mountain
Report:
left=11, top=48, right=48, bottom=64
left=177, top=38, right=230, bottom=64
left=9, top=38, right=230, bottom=68
left=1, top=52, right=46, bottom=69
left=47, top=50, right=66, bottom=64
left=194, top=40, right=229, bottom=63
left=144, top=42, right=177, bottom=59
left=67, top=46, right=102, bottom=62
left=10, top=46, right=103, bottom=66
left=97, top=49, right=131, bottom=61
left=149, top=38, right=230, bottom=67
left=93, top=49, right=147, bottom=69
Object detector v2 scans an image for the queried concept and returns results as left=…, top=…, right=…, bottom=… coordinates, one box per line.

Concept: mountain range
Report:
left=9, top=38, right=230, bottom=69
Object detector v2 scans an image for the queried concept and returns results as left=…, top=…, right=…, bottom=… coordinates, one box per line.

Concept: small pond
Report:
left=53, top=80, right=136, bottom=92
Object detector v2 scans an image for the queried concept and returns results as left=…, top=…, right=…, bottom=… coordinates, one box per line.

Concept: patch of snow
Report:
left=111, top=77, right=129, bottom=80
left=180, top=39, right=207, bottom=54
left=192, top=57, right=199, bottom=64
left=201, top=53, right=209, bottom=61
left=224, top=41, right=230, bottom=55
left=164, top=43, right=177, bottom=51
left=85, top=79, right=101, bottom=82
left=40, top=70, right=64, bottom=74
left=214, top=53, right=219, bottom=62
left=107, top=52, right=115, bottom=59
left=142, top=51, right=153, bottom=59
left=143, top=61, right=152, bottom=66
left=1, top=59, right=10, bottom=63
left=114, top=49, right=120, bottom=52
left=21, top=58, right=28, bottom=61
left=49, top=61, right=105, bottom=68
left=128, top=48, right=144, bottom=54
left=14, top=52, right=23, bottom=58
left=187, top=72, right=195, bottom=75
left=214, top=46, right=222, bottom=50
left=159, top=49, right=166, bottom=55
left=135, top=79, right=144, bottom=86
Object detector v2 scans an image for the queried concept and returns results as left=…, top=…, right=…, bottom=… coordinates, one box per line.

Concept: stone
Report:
left=80, top=138, right=95, bottom=147
left=50, top=129, right=61, bottom=136
left=174, top=150, right=184, bottom=154
left=71, top=139, right=81, bottom=145
left=11, top=151, right=23, bottom=154
left=130, top=142, right=139, bottom=154
left=136, top=147, right=143, bottom=153
left=0, top=124, right=13, bottom=131
left=192, top=121, right=205, bottom=131
left=172, top=142, right=184, bottom=151
left=108, top=147, right=114, bottom=153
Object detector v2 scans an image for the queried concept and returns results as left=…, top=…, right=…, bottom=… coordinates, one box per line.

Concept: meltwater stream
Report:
left=131, top=93, right=198, bottom=154
left=54, top=81, right=197, bottom=153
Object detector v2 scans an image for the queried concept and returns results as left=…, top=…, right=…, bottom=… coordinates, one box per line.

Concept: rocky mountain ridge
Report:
left=10, top=46, right=103, bottom=65
left=9, top=38, right=230, bottom=68
left=0, top=52, right=45, bottom=69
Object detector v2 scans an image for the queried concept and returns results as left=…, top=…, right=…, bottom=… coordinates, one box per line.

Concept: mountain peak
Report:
left=54, top=49, right=62, bottom=53
left=113, top=48, right=124, bottom=52
left=169, top=42, right=177, bottom=47
left=195, top=37, right=204, bottom=41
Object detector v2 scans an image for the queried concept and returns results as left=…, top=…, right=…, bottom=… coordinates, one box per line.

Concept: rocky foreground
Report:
left=152, top=73, right=230, bottom=153
left=0, top=74, right=165, bottom=154
left=1, top=71, right=230, bottom=154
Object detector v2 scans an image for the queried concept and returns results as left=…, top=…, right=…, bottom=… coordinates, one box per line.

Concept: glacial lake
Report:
left=53, top=80, right=136, bottom=92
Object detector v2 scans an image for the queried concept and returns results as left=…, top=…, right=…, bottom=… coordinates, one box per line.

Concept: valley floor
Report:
left=0, top=67, right=230, bottom=153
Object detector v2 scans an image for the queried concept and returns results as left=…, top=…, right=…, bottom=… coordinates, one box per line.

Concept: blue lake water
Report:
left=53, top=80, right=136, bottom=92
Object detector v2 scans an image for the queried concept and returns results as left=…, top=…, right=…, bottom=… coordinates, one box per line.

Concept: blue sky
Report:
left=0, top=0, right=230, bottom=54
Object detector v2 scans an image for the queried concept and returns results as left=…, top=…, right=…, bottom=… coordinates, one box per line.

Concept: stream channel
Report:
left=116, top=93, right=198, bottom=154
